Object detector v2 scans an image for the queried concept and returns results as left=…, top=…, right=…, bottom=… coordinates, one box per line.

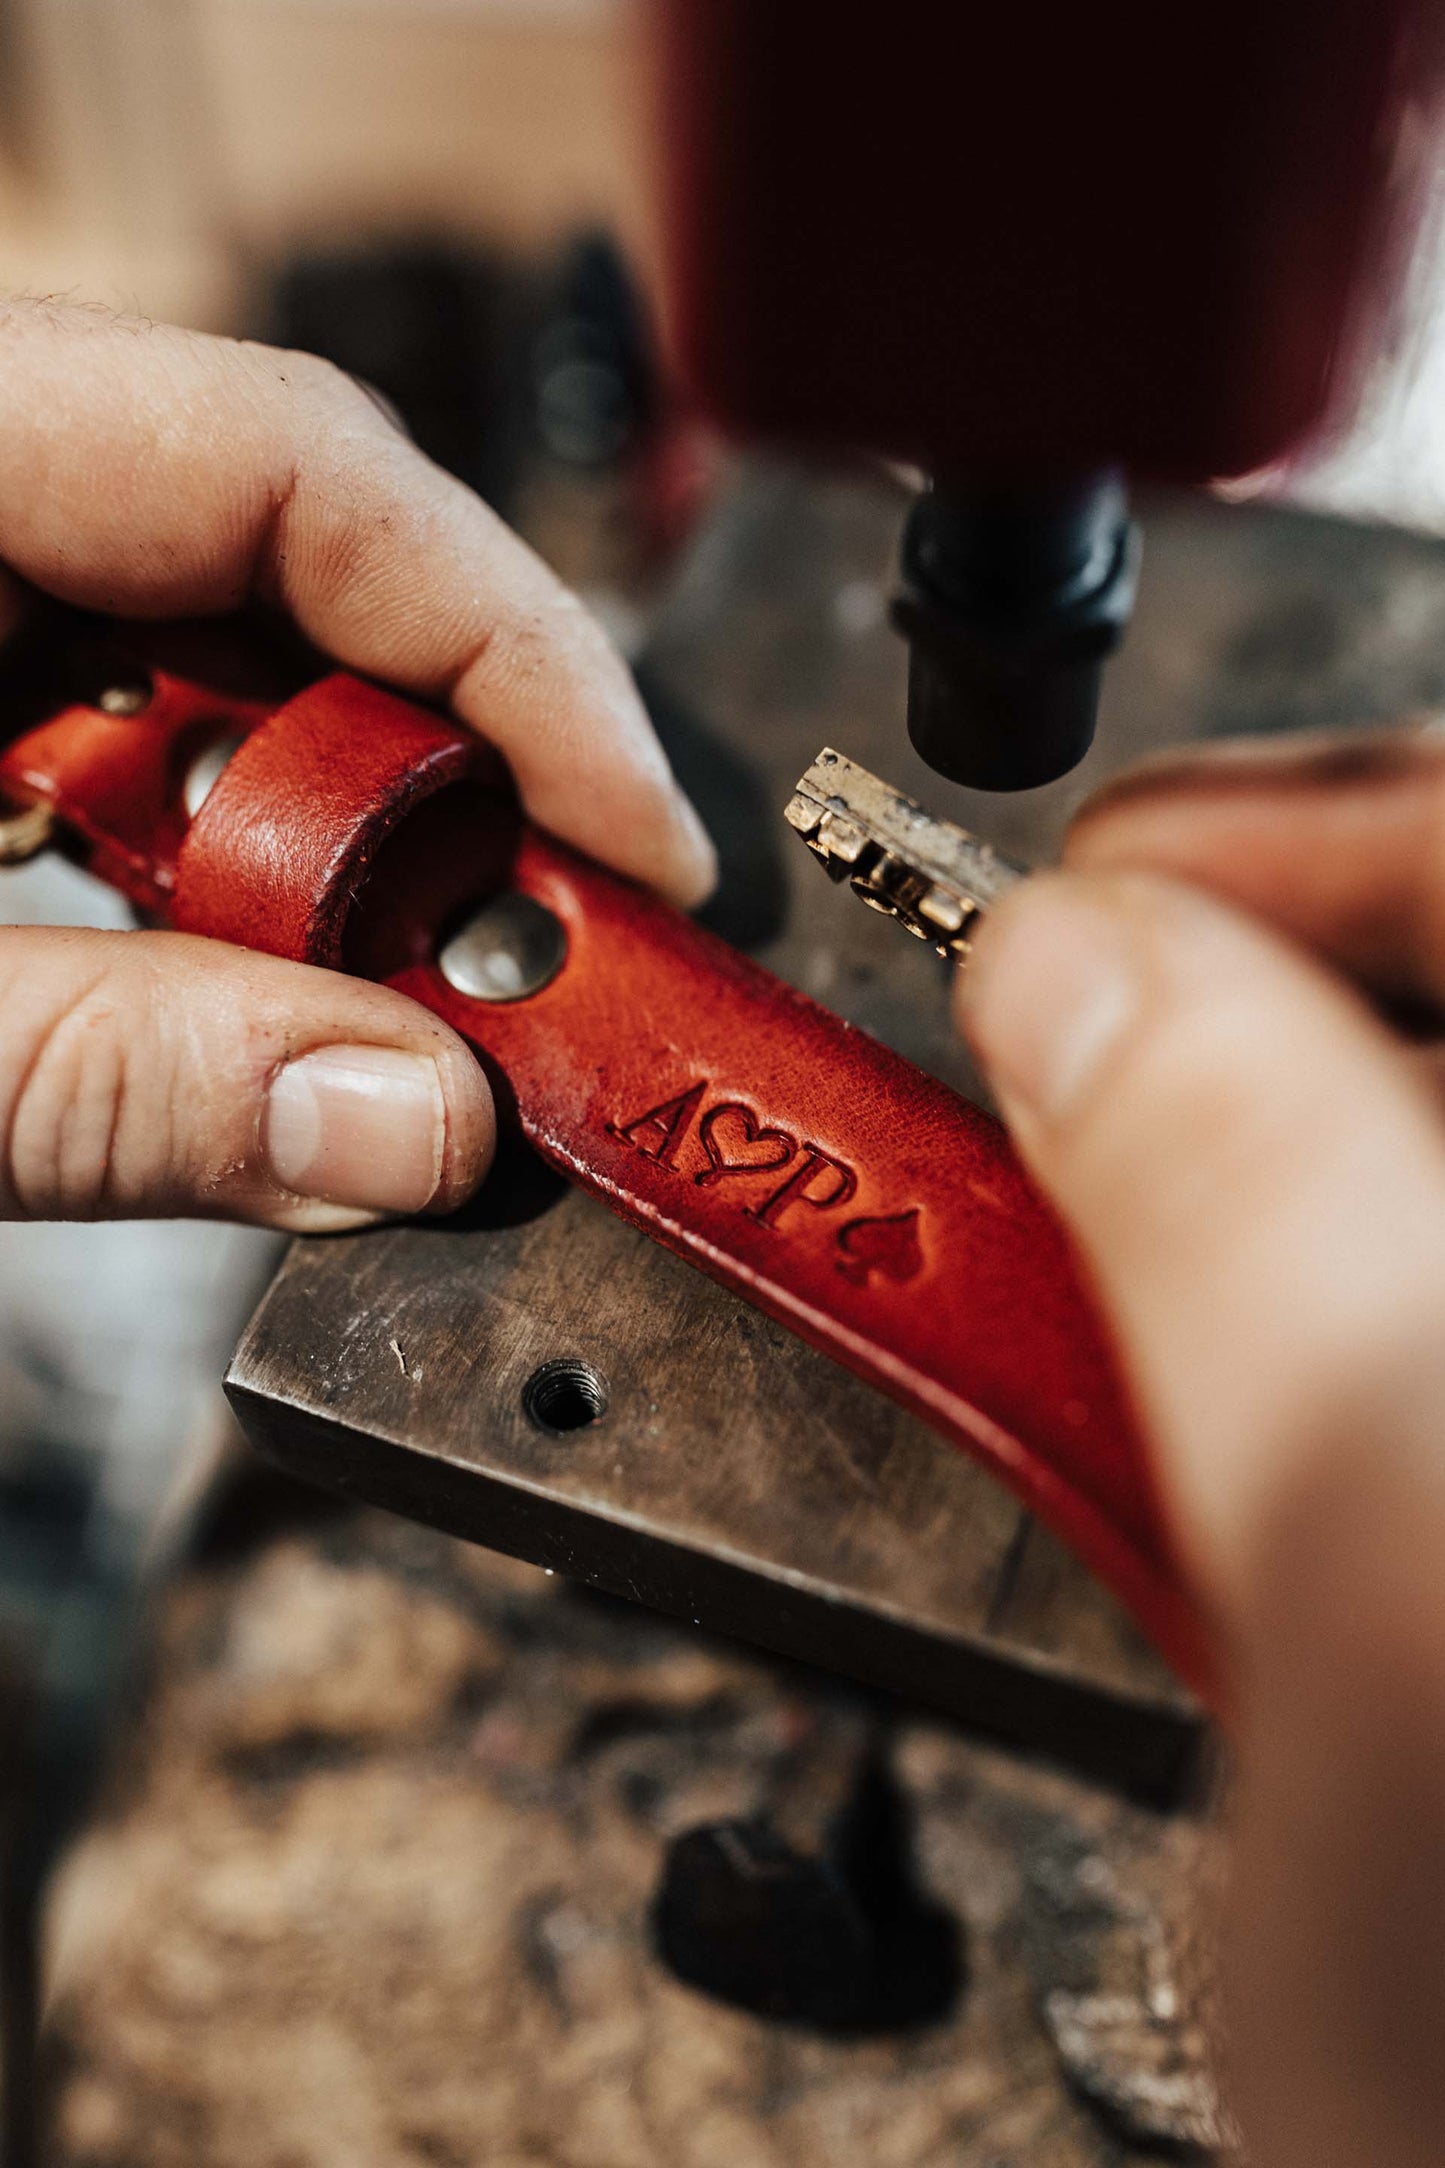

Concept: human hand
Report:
left=0, top=299, right=714, bottom=1229
left=958, top=726, right=1445, bottom=2168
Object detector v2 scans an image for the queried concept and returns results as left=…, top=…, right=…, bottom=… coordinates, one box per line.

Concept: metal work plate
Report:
left=229, top=462, right=1445, bottom=1794
left=232, top=1180, right=1192, bottom=1798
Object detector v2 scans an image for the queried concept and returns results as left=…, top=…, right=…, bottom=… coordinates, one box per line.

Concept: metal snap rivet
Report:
left=182, top=735, right=245, bottom=820
left=96, top=679, right=152, bottom=718
left=0, top=797, right=56, bottom=865
left=437, top=893, right=568, bottom=1002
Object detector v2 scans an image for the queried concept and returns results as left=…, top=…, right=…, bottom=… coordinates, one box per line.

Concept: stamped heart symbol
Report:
left=694, top=1101, right=798, bottom=1188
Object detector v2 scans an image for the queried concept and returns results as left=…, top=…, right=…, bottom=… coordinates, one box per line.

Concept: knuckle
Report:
left=3, top=962, right=169, bottom=1217
left=287, top=346, right=389, bottom=429
left=235, top=340, right=378, bottom=434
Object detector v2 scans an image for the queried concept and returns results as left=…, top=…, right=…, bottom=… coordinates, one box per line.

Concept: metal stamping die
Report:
left=785, top=747, right=1027, bottom=960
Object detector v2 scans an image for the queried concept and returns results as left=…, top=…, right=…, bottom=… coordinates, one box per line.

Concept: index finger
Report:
left=0, top=298, right=715, bottom=908
left=1064, top=727, right=1445, bottom=1008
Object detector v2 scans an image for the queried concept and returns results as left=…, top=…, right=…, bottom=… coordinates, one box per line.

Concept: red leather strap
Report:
left=398, top=825, right=1208, bottom=1690
left=0, top=632, right=1211, bottom=1697
left=173, top=674, right=481, bottom=967
left=0, top=648, right=274, bottom=912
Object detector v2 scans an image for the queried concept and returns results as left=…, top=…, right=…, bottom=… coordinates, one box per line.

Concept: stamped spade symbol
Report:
left=834, top=1208, right=925, bottom=1288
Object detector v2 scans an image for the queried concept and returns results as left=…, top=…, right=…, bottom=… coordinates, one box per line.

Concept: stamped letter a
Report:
left=609, top=1080, right=707, bottom=1170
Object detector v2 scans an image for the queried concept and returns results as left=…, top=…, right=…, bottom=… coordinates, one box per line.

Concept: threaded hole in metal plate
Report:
left=523, top=1359, right=609, bottom=1436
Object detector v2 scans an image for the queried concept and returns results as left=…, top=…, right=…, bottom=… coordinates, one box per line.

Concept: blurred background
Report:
left=0, top=0, right=645, bottom=323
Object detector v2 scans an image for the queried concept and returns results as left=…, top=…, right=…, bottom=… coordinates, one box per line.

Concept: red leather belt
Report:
left=0, top=624, right=1210, bottom=1697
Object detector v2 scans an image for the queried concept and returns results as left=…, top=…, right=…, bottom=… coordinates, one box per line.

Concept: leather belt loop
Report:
left=172, top=674, right=478, bottom=966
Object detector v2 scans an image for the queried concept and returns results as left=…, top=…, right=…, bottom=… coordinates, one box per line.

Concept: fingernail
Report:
left=961, top=882, right=1141, bottom=1124
left=263, top=1045, right=446, bottom=1214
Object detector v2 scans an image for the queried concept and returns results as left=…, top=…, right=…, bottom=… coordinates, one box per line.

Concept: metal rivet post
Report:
left=182, top=736, right=245, bottom=820
left=437, top=894, right=568, bottom=1002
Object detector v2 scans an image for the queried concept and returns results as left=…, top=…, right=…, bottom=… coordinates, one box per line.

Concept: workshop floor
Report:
left=45, top=1485, right=1224, bottom=2168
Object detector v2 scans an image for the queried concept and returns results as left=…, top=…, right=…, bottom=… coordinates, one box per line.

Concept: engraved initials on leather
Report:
left=609, top=1081, right=918, bottom=1275
left=694, top=1101, right=797, bottom=1187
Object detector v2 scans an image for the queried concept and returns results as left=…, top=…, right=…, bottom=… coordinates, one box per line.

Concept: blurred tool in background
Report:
left=652, top=0, right=1445, bottom=791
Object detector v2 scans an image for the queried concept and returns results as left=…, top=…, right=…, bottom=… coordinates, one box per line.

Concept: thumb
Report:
left=960, top=874, right=1445, bottom=2168
left=956, top=869, right=1445, bottom=1619
left=0, top=925, right=494, bottom=1229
